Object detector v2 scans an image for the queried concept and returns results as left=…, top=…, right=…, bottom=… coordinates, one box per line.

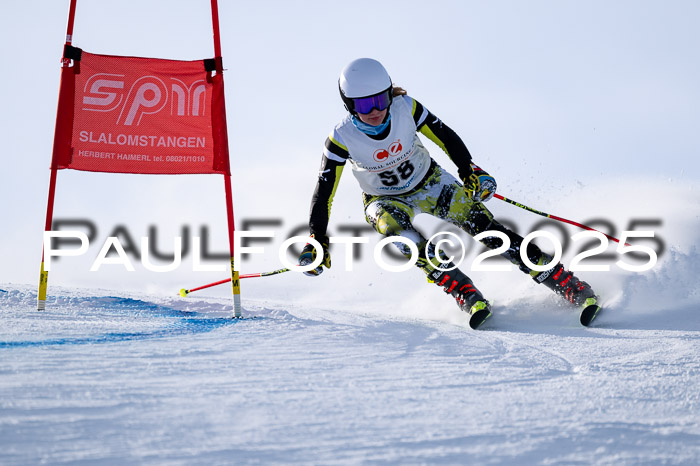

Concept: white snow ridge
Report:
left=1, top=251, right=699, bottom=464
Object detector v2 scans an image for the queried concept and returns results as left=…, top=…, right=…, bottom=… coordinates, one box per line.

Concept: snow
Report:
left=2, top=2, right=699, bottom=462
left=2, top=247, right=699, bottom=464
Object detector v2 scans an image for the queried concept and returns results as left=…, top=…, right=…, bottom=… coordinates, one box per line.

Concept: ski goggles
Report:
left=350, top=89, right=392, bottom=114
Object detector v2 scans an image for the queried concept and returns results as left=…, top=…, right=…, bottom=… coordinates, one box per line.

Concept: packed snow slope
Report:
left=2, top=1, right=699, bottom=462
left=1, top=246, right=699, bottom=464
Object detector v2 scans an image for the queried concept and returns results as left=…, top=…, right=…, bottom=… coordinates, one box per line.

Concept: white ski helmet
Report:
left=338, top=58, right=393, bottom=114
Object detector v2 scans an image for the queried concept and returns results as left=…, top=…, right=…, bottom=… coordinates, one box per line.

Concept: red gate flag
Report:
left=40, top=0, right=242, bottom=316
left=52, top=48, right=230, bottom=175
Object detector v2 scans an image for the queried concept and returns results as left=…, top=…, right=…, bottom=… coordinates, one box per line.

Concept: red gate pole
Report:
left=38, top=0, right=78, bottom=310
left=210, top=0, right=241, bottom=317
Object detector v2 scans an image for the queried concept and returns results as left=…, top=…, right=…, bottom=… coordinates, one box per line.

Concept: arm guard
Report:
left=412, top=99, right=474, bottom=181
left=309, top=147, right=346, bottom=240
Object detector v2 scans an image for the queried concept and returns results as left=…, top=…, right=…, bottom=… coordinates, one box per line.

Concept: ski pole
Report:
left=493, top=193, right=628, bottom=245
left=179, top=267, right=291, bottom=297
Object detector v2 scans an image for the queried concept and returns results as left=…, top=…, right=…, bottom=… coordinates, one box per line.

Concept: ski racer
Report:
left=298, top=58, right=599, bottom=328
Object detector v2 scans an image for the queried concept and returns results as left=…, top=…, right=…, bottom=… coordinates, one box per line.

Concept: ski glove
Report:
left=298, top=234, right=331, bottom=277
left=463, top=164, right=497, bottom=203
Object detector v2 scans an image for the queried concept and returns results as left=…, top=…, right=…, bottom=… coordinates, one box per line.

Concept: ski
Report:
left=580, top=304, right=602, bottom=327
left=469, top=307, right=492, bottom=330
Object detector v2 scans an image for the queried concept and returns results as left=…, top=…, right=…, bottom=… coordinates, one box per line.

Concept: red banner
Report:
left=52, top=51, right=230, bottom=175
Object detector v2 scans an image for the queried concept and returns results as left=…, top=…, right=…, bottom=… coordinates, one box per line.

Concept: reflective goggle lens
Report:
left=352, top=90, right=391, bottom=114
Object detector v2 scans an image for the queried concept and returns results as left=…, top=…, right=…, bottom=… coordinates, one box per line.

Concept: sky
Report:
left=1, top=0, right=699, bottom=303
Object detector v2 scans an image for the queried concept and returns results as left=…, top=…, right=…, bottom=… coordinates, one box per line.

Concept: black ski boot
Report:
left=534, top=263, right=596, bottom=306
left=429, top=266, right=492, bottom=329
left=533, top=263, right=601, bottom=325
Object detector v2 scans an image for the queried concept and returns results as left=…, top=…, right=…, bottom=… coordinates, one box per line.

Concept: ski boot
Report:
left=533, top=262, right=601, bottom=326
left=429, top=266, right=492, bottom=329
